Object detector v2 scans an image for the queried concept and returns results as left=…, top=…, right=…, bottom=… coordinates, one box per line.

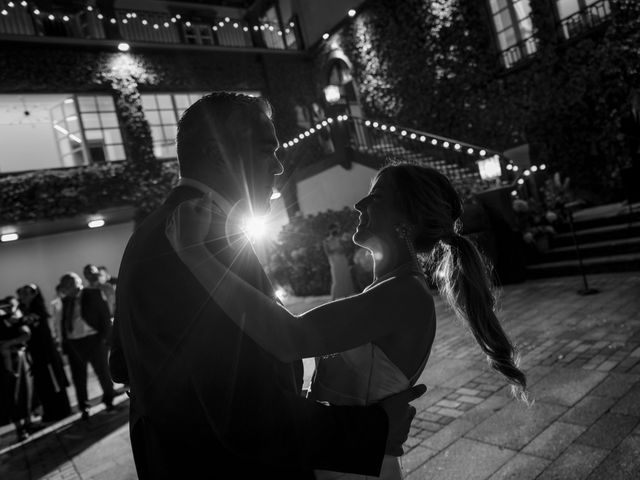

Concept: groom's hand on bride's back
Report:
left=378, top=384, right=427, bottom=456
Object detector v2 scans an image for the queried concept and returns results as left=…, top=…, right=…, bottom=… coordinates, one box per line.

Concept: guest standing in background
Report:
left=323, top=223, right=356, bottom=300
left=0, top=296, right=33, bottom=440
left=84, top=264, right=116, bottom=317
left=59, top=272, right=114, bottom=419
left=17, top=284, right=71, bottom=423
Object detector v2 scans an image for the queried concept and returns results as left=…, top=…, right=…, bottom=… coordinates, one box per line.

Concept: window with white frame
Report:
left=555, top=0, right=611, bottom=39
left=76, top=95, right=126, bottom=163
left=141, top=92, right=261, bottom=159
left=489, top=0, right=537, bottom=68
left=0, top=93, right=124, bottom=174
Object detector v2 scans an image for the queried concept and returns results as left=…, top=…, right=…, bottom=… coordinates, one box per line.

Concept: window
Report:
left=141, top=93, right=181, bottom=159
left=50, top=99, right=84, bottom=167
left=183, top=23, right=216, bottom=45
left=555, top=0, right=611, bottom=39
left=76, top=95, right=126, bottom=162
left=259, top=6, right=285, bottom=50
left=141, top=92, right=261, bottom=159
left=489, top=0, right=537, bottom=68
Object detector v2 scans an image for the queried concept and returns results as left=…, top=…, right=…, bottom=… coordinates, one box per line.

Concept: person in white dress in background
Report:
left=167, top=162, right=529, bottom=479
left=323, top=223, right=357, bottom=300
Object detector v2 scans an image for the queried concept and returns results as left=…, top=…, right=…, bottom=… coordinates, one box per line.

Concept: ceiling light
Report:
left=88, top=219, right=105, bottom=228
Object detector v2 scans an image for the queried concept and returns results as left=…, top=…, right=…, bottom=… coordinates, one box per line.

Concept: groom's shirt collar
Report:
left=177, top=177, right=233, bottom=217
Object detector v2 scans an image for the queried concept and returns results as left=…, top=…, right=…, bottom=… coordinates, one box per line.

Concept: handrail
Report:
left=559, top=0, right=611, bottom=40
left=281, top=114, right=501, bottom=163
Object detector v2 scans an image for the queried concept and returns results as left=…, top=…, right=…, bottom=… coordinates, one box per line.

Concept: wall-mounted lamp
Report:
left=477, top=155, right=502, bottom=181
left=323, top=85, right=342, bottom=104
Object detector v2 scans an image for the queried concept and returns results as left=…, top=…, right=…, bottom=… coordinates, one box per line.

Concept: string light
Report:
left=281, top=116, right=498, bottom=167
left=0, top=3, right=267, bottom=37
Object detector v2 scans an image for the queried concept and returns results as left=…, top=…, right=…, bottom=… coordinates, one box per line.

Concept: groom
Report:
left=110, top=92, right=425, bottom=479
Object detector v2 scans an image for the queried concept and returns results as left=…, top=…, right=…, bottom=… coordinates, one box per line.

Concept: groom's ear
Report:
left=202, top=138, right=231, bottom=171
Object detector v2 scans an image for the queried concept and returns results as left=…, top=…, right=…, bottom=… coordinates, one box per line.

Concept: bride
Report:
left=166, top=163, right=528, bottom=479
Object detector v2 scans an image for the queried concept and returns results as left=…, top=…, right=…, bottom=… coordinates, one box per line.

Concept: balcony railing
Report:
left=501, top=36, right=538, bottom=69
left=560, top=0, right=611, bottom=40
left=0, top=3, right=302, bottom=51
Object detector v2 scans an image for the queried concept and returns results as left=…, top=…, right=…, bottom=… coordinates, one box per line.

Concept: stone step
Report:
left=540, top=236, right=640, bottom=263
left=526, top=251, right=640, bottom=278
left=556, top=208, right=640, bottom=233
left=551, top=222, right=640, bottom=248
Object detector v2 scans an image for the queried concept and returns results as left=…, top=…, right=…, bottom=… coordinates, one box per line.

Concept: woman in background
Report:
left=323, top=222, right=356, bottom=300
left=0, top=296, right=33, bottom=440
left=17, top=284, right=71, bottom=423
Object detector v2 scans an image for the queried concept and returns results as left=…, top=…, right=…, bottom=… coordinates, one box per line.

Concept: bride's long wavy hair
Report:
left=378, top=163, right=529, bottom=403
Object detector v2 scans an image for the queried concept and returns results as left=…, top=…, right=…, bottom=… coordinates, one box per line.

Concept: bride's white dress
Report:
left=308, top=338, right=429, bottom=479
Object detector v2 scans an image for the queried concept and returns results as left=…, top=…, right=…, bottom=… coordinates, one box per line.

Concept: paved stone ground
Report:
left=1, top=272, right=639, bottom=479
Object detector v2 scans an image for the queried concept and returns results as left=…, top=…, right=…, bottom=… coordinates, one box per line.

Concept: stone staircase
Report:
left=356, top=142, right=480, bottom=181
left=526, top=204, right=640, bottom=278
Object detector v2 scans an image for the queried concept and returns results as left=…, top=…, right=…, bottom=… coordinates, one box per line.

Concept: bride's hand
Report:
left=166, top=194, right=214, bottom=251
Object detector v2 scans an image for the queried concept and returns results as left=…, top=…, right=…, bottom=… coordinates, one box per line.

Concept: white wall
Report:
left=0, top=222, right=134, bottom=305
left=0, top=94, right=70, bottom=173
left=296, top=163, right=378, bottom=216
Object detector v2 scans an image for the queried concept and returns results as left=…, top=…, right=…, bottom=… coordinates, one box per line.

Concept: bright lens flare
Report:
left=242, top=216, right=267, bottom=241
left=274, top=287, right=287, bottom=302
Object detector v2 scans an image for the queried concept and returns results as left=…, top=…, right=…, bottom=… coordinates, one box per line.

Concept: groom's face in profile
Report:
left=231, top=111, right=282, bottom=216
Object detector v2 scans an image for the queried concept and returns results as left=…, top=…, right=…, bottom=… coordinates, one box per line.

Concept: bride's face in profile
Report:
left=353, top=173, right=405, bottom=252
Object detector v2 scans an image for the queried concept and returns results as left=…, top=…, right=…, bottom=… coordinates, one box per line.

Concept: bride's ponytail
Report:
left=434, top=232, right=528, bottom=403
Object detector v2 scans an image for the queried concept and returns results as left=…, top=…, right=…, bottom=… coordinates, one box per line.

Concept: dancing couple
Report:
left=110, top=92, right=526, bottom=479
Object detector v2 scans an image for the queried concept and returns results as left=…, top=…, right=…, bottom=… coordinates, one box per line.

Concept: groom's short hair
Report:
left=176, top=92, right=272, bottom=175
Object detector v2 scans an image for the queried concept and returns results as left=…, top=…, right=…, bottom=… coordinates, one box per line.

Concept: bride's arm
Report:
left=167, top=198, right=427, bottom=362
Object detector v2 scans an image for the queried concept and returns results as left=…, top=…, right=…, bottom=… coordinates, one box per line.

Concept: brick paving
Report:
left=1, top=272, right=639, bottom=479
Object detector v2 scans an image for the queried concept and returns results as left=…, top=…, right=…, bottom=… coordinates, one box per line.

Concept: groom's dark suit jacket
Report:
left=110, top=186, right=388, bottom=479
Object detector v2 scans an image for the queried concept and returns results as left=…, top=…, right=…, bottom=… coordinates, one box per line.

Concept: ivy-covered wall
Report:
left=315, top=0, right=640, bottom=202
left=0, top=44, right=316, bottom=223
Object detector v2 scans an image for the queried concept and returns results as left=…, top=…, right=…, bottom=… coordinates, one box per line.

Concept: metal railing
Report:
left=501, top=36, right=538, bottom=69
left=559, top=0, right=611, bottom=40
left=283, top=115, right=505, bottom=185
left=0, top=4, right=301, bottom=51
